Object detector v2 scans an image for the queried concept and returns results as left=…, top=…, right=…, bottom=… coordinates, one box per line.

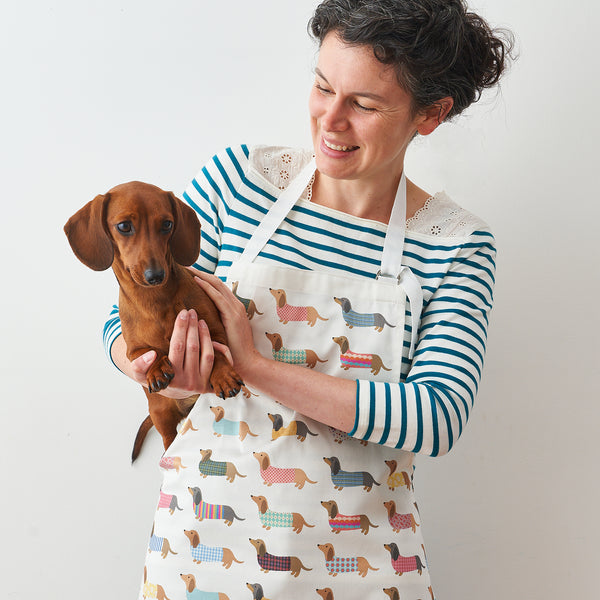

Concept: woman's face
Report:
left=309, top=33, right=430, bottom=185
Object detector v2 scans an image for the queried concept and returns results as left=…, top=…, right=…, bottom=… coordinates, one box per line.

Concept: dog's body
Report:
left=183, top=530, right=242, bottom=569
left=317, top=543, right=378, bottom=578
left=64, top=182, right=243, bottom=460
left=250, top=494, right=314, bottom=533
left=320, top=500, right=378, bottom=535
left=248, top=538, right=311, bottom=577
left=323, top=456, right=380, bottom=492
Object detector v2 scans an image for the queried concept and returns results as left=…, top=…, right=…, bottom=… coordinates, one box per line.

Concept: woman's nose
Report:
left=321, top=98, right=349, bottom=132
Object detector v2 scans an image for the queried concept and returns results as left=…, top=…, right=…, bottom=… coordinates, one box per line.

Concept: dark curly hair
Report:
left=309, top=0, right=515, bottom=119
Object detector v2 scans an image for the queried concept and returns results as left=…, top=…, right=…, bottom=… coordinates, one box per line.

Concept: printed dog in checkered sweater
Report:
left=188, top=486, right=245, bottom=526
left=148, top=525, right=177, bottom=559
left=317, top=543, right=378, bottom=577
left=265, top=332, right=327, bottom=369
left=323, top=456, right=380, bottom=492
left=253, top=451, right=317, bottom=489
left=249, top=538, right=312, bottom=577
left=383, top=500, right=420, bottom=534
left=384, top=543, right=425, bottom=576
left=209, top=405, right=258, bottom=441
left=320, top=500, right=378, bottom=535
left=268, top=412, right=318, bottom=441
left=269, top=288, right=328, bottom=327
left=198, top=448, right=246, bottom=483
left=251, top=494, right=314, bottom=533
left=333, top=296, right=396, bottom=332
left=183, top=530, right=243, bottom=569
left=180, top=573, right=230, bottom=599
left=332, top=336, right=391, bottom=376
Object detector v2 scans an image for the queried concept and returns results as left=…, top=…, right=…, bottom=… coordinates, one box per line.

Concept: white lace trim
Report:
left=249, top=145, right=488, bottom=238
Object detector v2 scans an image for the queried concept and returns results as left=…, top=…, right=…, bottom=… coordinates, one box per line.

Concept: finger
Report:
left=212, top=341, right=233, bottom=365
left=182, top=309, right=201, bottom=375
left=194, top=274, right=240, bottom=312
left=131, top=350, right=156, bottom=377
left=168, top=310, right=190, bottom=370
left=198, top=319, right=215, bottom=383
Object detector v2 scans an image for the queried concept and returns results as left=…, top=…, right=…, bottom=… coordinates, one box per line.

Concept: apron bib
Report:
left=141, top=161, right=432, bottom=600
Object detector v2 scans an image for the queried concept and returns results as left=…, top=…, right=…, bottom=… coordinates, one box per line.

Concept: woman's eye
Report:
left=161, top=220, right=174, bottom=233
left=117, top=221, right=133, bottom=234
left=355, top=102, right=376, bottom=113
left=316, top=84, right=333, bottom=94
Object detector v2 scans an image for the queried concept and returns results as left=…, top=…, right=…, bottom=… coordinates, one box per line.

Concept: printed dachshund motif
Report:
left=384, top=543, right=425, bottom=576
left=328, top=426, right=368, bottom=446
left=183, top=530, right=243, bottom=569
left=142, top=567, right=171, bottom=600
left=383, top=587, right=400, bottom=600
left=317, top=543, right=378, bottom=577
left=383, top=501, right=420, bottom=533
left=323, top=456, right=381, bottom=492
left=332, top=336, right=391, bottom=376
left=385, top=460, right=413, bottom=491
left=333, top=297, right=395, bottom=332
left=232, top=281, right=263, bottom=320
left=246, top=583, right=271, bottom=600
left=188, top=486, right=244, bottom=526
left=265, top=332, right=327, bottom=368
left=249, top=538, right=312, bottom=577
left=180, top=418, right=198, bottom=436
left=64, top=182, right=243, bottom=460
left=180, top=573, right=230, bottom=599
left=316, top=589, right=334, bottom=600
left=159, top=455, right=187, bottom=473
left=320, top=500, right=378, bottom=535
left=198, top=448, right=246, bottom=483
left=148, top=525, right=177, bottom=559
left=269, top=288, right=328, bottom=326
left=157, top=489, right=183, bottom=515
left=253, top=451, right=317, bottom=489
left=210, top=406, right=258, bottom=440
left=268, top=413, right=318, bottom=441
left=251, top=494, right=314, bottom=533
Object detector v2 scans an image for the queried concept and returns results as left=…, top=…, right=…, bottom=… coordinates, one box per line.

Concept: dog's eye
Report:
left=116, top=221, right=133, bottom=234
left=161, top=220, right=174, bottom=233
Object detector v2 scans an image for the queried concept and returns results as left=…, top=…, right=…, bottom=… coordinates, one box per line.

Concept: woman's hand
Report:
left=128, top=308, right=233, bottom=400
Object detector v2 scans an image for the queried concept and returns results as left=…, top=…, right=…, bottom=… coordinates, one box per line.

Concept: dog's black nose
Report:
left=145, top=268, right=165, bottom=285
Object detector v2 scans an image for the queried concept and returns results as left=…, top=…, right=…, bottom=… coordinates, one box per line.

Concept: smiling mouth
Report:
left=323, top=139, right=359, bottom=152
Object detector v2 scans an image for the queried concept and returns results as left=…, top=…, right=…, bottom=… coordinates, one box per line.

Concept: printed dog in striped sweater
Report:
left=253, top=451, right=317, bottom=489
left=323, top=456, right=380, bottom=491
left=268, top=412, right=318, bottom=441
left=209, top=406, right=258, bottom=441
left=231, top=281, right=263, bottom=320
left=251, top=494, right=314, bottom=533
left=265, top=332, right=327, bottom=368
left=385, top=459, right=413, bottom=491
left=384, top=542, right=425, bottom=576
left=198, top=448, right=246, bottom=483
left=157, top=489, right=183, bottom=515
left=188, top=486, right=245, bottom=526
left=320, top=500, right=378, bottom=535
left=333, top=297, right=395, bottom=332
left=249, top=538, right=312, bottom=577
left=269, top=288, right=328, bottom=327
left=383, top=501, right=420, bottom=534
left=180, top=573, right=230, bottom=599
left=332, top=336, right=391, bottom=376
left=317, top=543, right=378, bottom=577
left=148, top=525, right=177, bottom=559
left=183, top=530, right=243, bottom=569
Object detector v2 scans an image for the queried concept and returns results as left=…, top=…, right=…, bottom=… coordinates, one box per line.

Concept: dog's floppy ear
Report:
left=168, top=192, right=201, bottom=266
left=330, top=502, right=338, bottom=519
left=64, top=194, right=113, bottom=271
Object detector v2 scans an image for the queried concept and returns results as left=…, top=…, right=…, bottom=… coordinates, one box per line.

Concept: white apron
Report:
left=141, top=160, right=433, bottom=600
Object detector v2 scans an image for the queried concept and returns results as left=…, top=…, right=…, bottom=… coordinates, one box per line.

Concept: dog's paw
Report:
left=210, top=362, right=244, bottom=400
left=146, top=356, right=175, bottom=393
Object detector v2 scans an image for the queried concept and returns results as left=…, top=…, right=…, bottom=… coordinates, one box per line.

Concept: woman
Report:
left=106, top=1, right=513, bottom=598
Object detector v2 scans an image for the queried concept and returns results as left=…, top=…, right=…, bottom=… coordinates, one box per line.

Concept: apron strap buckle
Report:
left=375, top=269, right=401, bottom=285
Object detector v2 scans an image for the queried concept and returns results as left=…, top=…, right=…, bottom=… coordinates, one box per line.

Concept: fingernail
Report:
left=199, top=319, right=207, bottom=329
left=189, top=309, right=197, bottom=320
left=179, top=310, right=189, bottom=320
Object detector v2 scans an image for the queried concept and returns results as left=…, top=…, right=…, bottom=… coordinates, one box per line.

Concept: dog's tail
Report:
left=132, top=415, right=154, bottom=462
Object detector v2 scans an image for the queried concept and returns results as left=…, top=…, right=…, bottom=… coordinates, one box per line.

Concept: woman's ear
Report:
left=416, top=97, right=454, bottom=136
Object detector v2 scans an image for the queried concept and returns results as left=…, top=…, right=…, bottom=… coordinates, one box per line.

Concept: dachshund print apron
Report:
left=141, top=160, right=433, bottom=600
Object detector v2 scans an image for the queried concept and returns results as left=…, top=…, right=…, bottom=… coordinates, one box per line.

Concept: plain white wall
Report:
left=1, top=1, right=598, bottom=598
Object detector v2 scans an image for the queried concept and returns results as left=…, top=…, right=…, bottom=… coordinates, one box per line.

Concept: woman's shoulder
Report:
left=247, top=145, right=313, bottom=191
left=406, top=191, right=494, bottom=240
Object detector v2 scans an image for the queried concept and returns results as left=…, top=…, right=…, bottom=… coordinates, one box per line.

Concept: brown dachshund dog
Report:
left=64, top=181, right=243, bottom=460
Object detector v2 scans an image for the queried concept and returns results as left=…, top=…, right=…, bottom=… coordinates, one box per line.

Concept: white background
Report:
left=1, top=1, right=598, bottom=598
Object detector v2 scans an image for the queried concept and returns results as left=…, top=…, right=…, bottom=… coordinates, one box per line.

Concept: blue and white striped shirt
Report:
left=104, top=144, right=496, bottom=458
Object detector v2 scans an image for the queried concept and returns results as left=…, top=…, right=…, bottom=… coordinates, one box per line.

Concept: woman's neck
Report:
left=310, top=170, right=430, bottom=224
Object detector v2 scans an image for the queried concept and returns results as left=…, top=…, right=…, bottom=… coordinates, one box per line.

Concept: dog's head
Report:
left=265, top=332, right=283, bottom=352
left=323, top=456, right=340, bottom=475
left=384, top=543, right=399, bottom=560
left=249, top=538, right=266, bottom=556
left=320, top=500, right=338, bottom=518
left=183, top=529, right=200, bottom=548
left=187, top=486, right=202, bottom=505
left=250, top=494, right=268, bottom=514
left=269, top=288, right=286, bottom=308
left=64, top=181, right=200, bottom=286
left=199, top=448, right=212, bottom=461
left=210, top=405, right=225, bottom=421
left=383, top=500, right=396, bottom=516
left=180, top=573, right=198, bottom=593
left=385, top=459, right=397, bottom=473
left=383, top=587, right=400, bottom=600
left=317, top=543, right=335, bottom=562
left=253, top=452, right=270, bottom=470
left=332, top=336, right=349, bottom=354
left=333, top=296, right=350, bottom=312
left=268, top=413, right=283, bottom=430
left=316, top=588, right=334, bottom=600
left=246, top=582, right=264, bottom=599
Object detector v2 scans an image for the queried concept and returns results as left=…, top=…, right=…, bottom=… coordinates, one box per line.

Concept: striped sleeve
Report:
left=101, top=144, right=249, bottom=362
left=349, top=230, right=496, bottom=457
